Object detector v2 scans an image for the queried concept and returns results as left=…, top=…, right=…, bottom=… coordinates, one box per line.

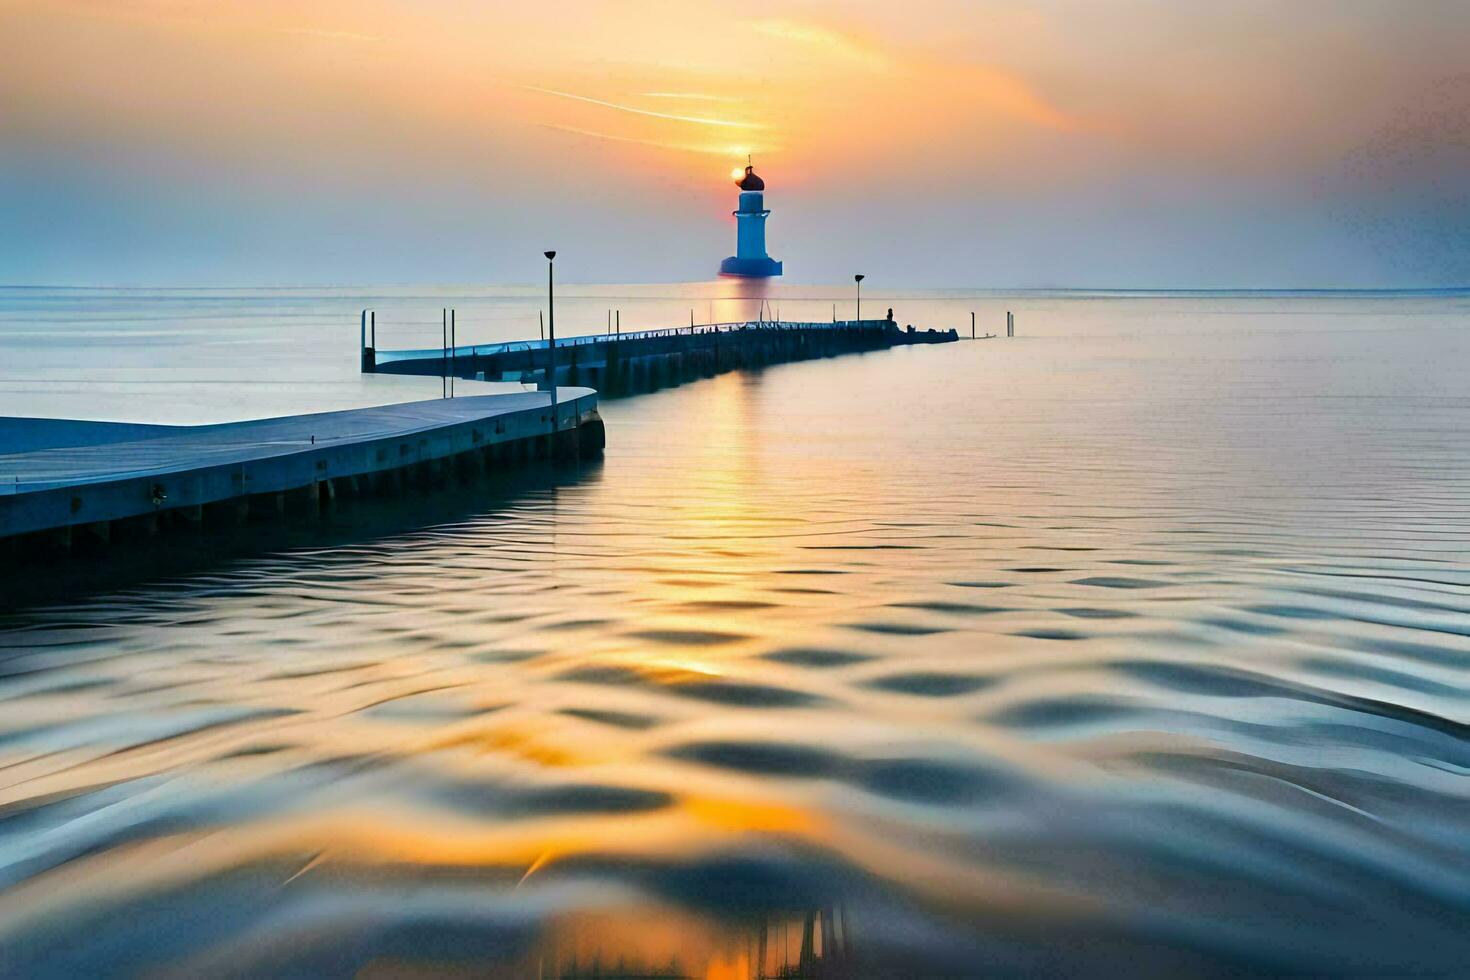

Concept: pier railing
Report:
left=373, top=319, right=895, bottom=365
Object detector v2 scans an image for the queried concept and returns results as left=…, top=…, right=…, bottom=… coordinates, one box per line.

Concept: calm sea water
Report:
left=0, top=286, right=1467, bottom=976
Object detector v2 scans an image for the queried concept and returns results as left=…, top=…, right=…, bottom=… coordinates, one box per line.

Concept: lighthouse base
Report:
left=719, top=256, right=783, bottom=278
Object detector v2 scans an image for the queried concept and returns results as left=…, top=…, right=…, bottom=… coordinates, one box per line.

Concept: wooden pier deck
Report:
left=0, top=389, right=601, bottom=549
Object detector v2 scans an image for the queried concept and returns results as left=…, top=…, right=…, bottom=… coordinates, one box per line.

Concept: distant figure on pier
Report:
left=886, top=308, right=894, bottom=324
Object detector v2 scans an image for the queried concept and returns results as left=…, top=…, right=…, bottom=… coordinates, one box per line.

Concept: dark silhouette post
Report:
left=971, top=311, right=975, bottom=339
left=799, top=910, right=818, bottom=974
left=854, top=273, right=864, bottom=324
left=544, top=251, right=557, bottom=415
left=359, top=309, right=370, bottom=372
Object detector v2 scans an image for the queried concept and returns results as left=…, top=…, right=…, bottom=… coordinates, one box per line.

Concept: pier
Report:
left=2, top=314, right=957, bottom=557
left=0, top=389, right=602, bottom=555
left=364, top=318, right=959, bottom=395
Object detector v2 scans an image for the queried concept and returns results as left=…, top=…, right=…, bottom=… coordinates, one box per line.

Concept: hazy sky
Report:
left=3, top=0, right=1467, bottom=286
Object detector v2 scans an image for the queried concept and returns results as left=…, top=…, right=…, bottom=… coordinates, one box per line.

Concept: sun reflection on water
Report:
left=1, top=292, right=1468, bottom=975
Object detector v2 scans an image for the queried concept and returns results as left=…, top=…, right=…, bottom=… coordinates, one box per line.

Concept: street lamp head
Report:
left=544, top=251, right=556, bottom=261
left=854, top=274, right=865, bottom=283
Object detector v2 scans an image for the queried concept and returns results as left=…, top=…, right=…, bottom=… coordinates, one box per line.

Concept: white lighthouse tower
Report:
left=719, top=162, right=782, bottom=278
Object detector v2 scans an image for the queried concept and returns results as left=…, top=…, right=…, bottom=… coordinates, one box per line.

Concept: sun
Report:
left=729, top=166, right=745, bottom=180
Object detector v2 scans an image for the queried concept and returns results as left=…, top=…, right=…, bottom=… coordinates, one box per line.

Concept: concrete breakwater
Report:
left=0, top=390, right=603, bottom=556
left=365, top=319, right=960, bottom=395
left=1, top=318, right=957, bottom=559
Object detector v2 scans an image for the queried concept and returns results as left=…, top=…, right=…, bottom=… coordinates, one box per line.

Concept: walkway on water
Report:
left=2, top=316, right=959, bottom=553
left=0, top=389, right=601, bottom=549
left=365, top=318, right=959, bottom=395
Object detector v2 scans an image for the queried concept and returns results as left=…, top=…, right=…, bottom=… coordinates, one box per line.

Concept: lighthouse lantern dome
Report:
left=736, top=165, right=765, bottom=191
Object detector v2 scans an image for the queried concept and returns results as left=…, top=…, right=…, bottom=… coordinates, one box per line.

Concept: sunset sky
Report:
left=3, top=0, right=1467, bottom=286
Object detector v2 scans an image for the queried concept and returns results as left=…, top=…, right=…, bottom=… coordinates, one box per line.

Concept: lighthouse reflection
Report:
left=536, top=905, right=851, bottom=979
left=710, top=275, right=774, bottom=326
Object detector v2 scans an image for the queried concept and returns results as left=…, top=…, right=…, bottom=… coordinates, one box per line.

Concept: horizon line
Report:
left=2, top=282, right=1467, bottom=295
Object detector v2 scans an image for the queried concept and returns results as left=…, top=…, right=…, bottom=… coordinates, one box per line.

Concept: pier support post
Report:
left=42, top=525, right=72, bottom=556
left=553, top=427, right=580, bottom=462
left=205, top=497, right=249, bottom=528
left=285, top=483, right=318, bottom=515
left=75, top=521, right=109, bottom=552
left=456, top=450, right=484, bottom=481
left=578, top=416, right=606, bottom=456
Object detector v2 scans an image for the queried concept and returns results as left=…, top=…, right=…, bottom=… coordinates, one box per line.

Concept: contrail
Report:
left=522, top=86, right=761, bottom=129
left=640, top=92, right=741, bottom=103
left=539, top=123, right=763, bottom=157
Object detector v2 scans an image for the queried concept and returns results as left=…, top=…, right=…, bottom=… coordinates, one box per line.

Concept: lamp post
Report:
left=544, top=251, right=557, bottom=417
left=854, top=274, right=864, bottom=325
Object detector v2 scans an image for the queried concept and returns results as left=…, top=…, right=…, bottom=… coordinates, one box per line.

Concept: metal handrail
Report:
left=374, top=319, right=895, bottom=364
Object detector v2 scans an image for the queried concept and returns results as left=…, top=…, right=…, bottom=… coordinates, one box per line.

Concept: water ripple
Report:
left=1, top=295, right=1468, bottom=974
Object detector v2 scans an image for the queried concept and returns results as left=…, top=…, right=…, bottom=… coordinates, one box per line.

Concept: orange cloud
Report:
left=752, top=15, right=1074, bottom=132
left=753, top=18, right=893, bottom=72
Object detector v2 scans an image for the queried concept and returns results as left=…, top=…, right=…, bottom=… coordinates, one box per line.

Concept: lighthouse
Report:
left=719, top=162, right=783, bottom=278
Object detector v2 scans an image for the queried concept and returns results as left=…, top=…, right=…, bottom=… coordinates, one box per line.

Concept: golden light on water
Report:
left=2, top=0, right=1468, bottom=973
